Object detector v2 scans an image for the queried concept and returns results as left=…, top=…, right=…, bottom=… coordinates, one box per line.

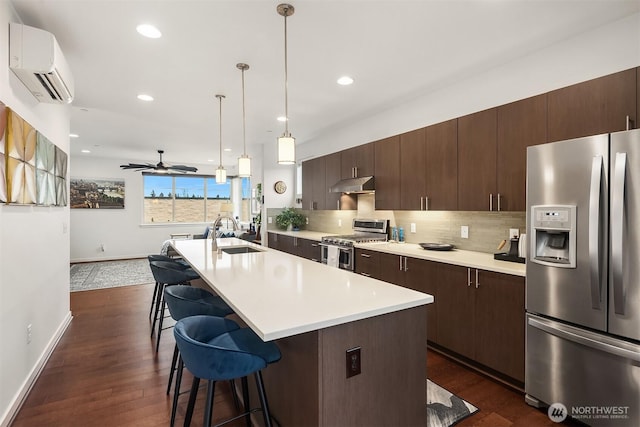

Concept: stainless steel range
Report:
left=320, top=219, right=388, bottom=270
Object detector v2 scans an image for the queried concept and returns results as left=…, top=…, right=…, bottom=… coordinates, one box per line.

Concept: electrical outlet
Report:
left=461, top=225, right=469, bottom=239
left=27, top=324, right=32, bottom=344
left=338, top=219, right=342, bottom=227
left=410, top=223, right=416, bottom=233
left=305, top=217, right=309, bottom=225
left=509, top=228, right=520, bottom=239
left=268, top=216, right=273, bottom=224
left=346, top=347, right=361, bottom=378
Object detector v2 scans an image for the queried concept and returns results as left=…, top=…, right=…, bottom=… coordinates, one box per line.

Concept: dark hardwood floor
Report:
left=11, top=283, right=566, bottom=426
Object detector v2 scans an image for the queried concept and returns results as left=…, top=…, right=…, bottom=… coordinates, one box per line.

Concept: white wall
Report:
left=297, top=13, right=640, bottom=160
left=0, top=4, right=72, bottom=425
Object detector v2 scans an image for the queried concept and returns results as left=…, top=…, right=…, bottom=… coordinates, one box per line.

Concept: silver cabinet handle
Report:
left=626, top=115, right=635, bottom=131
left=612, top=152, right=627, bottom=315
left=404, top=256, right=408, bottom=272
left=589, top=155, right=603, bottom=309
left=420, top=197, right=424, bottom=211
left=294, top=237, right=297, bottom=246
left=475, top=269, right=479, bottom=288
left=399, top=256, right=403, bottom=271
left=467, top=268, right=471, bottom=286
left=497, top=193, right=501, bottom=211
left=360, top=253, right=371, bottom=258
left=337, top=200, right=340, bottom=210
left=425, top=196, right=429, bottom=211
left=489, top=193, right=494, bottom=211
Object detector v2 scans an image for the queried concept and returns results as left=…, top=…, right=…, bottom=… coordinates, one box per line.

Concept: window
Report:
left=143, top=173, right=251, bottom=224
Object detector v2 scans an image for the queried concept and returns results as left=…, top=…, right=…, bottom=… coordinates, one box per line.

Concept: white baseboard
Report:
left=0, top=311, right=73, bottom=427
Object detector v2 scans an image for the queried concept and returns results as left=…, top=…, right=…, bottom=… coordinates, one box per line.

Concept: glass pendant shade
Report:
left=215, top=166, right=226, bottom=183
left=238, top=155, right=251, bottom=177
left=278, top=135, right=296, bottom=165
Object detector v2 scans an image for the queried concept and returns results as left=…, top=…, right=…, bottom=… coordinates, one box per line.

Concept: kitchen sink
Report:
left=221, top=246, right=263, bottom=255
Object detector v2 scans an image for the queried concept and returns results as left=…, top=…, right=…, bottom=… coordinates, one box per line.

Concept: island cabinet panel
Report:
left=399, top=128, right=427, bottom=210
left=341, top=142, right=375, bottom=179
left=436, top=263, right=476, bottom=359
left=473, top=270, right=525, bottom=382
left=457, top=108, right=498, bottom=211
left=354, top=248, right=380, bottom=278
left=373, top=136, right=400, bottom=210
left=496, top=94, right=547, bottom=212
left=425, top=119, right=458, bottom=210
left=547, top=68, right=637, bottom=142
left=302, top=156, right=326, bottom=211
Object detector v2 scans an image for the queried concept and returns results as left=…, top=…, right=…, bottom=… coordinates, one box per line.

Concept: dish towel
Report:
left=327, top=245, right=340, bottom=268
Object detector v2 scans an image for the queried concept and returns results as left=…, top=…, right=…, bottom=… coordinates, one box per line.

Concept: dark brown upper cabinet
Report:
left=326, top=152, right=356, bottom=210
left=301, top=156, right=326, bottom=210
left=496, top=94, right=547, bottom=211
left=425, top=119, right=458, bottom=210
left=374, top=136, right=400, bottom=210
left=458, top=108, right=498, bottom=211
left=341, top=143, right=375, bottom=179
left=547, top=68, right=637, bottom=142
left=399, top=128, right=427, bottom=210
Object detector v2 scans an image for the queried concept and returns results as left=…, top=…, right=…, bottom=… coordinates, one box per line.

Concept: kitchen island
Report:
left=171, top=237, right=433, bottom=427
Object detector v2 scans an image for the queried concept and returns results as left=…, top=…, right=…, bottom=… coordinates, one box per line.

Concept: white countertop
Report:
left=171, top=238, right=433, bottom=341
left=267, top=229, right=526, bottom=277
left=356, top=242, right=526, bottom=277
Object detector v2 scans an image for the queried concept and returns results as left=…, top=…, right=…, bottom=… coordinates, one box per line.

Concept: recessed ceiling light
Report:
left=337, top=76, right=354, bottom=86
left=81, top=149, right=91, bottom=153
left=69, top=133, right=79, bottom=138
left=277, top=116, right=288, bottom=122
left=137, top=94, right=154, bottom=101
left=136, top=24, right=162, bottom=39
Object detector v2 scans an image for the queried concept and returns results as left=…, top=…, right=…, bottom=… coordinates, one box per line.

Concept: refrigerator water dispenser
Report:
left=530, top=205, right=576, bottom=268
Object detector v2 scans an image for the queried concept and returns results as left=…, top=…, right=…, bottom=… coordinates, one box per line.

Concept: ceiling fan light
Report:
left=238, top=155, right=251, bottom=177
left=215, top=166, right=227, bottom=183
left=277, top=135, right=295, bottom=165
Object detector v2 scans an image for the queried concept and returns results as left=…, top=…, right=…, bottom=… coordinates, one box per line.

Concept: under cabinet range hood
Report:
left=329, top=176, right=375, bottom=193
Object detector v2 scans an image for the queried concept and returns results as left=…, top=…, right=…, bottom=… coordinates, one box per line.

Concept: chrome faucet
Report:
left=212, top=215, right=240, bottom=231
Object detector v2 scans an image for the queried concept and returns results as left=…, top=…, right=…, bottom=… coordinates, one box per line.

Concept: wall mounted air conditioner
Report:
left=8, top=22, right=74, bottom=104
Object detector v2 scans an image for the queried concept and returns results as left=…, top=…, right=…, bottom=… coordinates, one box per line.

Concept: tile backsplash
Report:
left=267, top=194, right=525, bottom=254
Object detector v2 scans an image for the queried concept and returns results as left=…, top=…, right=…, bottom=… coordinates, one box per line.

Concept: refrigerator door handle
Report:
left=612, top=152, right=627, bottom=315
left=588, top=155, right=603, bottom=309
left=528, top=315, right=640, bottom=362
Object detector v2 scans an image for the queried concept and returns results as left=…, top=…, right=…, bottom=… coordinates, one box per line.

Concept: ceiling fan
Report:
left=120, top=150, right=198, bottom=173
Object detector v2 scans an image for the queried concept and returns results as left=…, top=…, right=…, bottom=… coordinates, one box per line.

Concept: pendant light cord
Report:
left=241, top=68, right=247, bottom=155
left=283, top=7, right=289, bottom=136
left=217, top=95, right=224, bottom=168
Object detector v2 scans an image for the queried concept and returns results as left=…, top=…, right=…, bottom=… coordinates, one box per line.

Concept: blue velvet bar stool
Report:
left=163, top=285, right=235, bottom=426
left=174, top=315, right=282, bottom=427
left=147, top=254, right=190, bottom=321
left=149, top=260, right=201, bottom=352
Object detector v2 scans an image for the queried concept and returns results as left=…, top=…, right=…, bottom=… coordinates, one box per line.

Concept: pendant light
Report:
left=237, top=63, right=251, bottom=177
left=277, top=3, right=295, bottom=165
left=215, top=94, right=227, bottom=184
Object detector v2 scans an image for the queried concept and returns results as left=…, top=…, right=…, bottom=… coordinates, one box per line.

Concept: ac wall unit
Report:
left=8, top=22, right=74, bottom=104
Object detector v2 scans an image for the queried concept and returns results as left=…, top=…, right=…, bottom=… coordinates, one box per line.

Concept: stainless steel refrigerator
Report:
left=525, top=129, right=640, bottom=426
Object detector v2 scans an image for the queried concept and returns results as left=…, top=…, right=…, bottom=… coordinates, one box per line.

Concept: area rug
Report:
left=70, top=258, right=154, bottom=292
left=427, top=379, right=478, bottom=427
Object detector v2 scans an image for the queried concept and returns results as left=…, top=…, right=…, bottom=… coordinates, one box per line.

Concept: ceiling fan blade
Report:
left=169, top=165, right=198, bottom=173
left=120, top=163, right=153, bottom=169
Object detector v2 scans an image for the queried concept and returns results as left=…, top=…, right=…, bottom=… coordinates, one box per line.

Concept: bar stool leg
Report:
left=241, top=376, right=251, bottom=427
left=167, top=344, right=179, bottom=395
left=255, top=371, right=272, bottom=427
left=170, top=357, right=183, bottom=427
left=184, top=377, right=200, bottom=427
left=156, top=298, right=166, bottom=353
left=151, top=283, right=164, bottom=336
left=149, top=281, right=159, bottom=319
left=203, top=380, right=216, bottom=427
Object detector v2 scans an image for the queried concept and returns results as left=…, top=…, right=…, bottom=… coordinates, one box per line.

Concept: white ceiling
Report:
left=10, top=0, right=640, bottom=172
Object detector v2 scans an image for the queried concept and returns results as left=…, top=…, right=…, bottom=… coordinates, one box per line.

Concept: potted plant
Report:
left=275, top=207, right=305, bottom=231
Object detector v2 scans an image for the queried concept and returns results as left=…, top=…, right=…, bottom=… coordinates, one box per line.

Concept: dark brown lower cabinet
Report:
left=267, top=233, right=321, bottom=261
left=354, top=247, right=525, bottom=384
